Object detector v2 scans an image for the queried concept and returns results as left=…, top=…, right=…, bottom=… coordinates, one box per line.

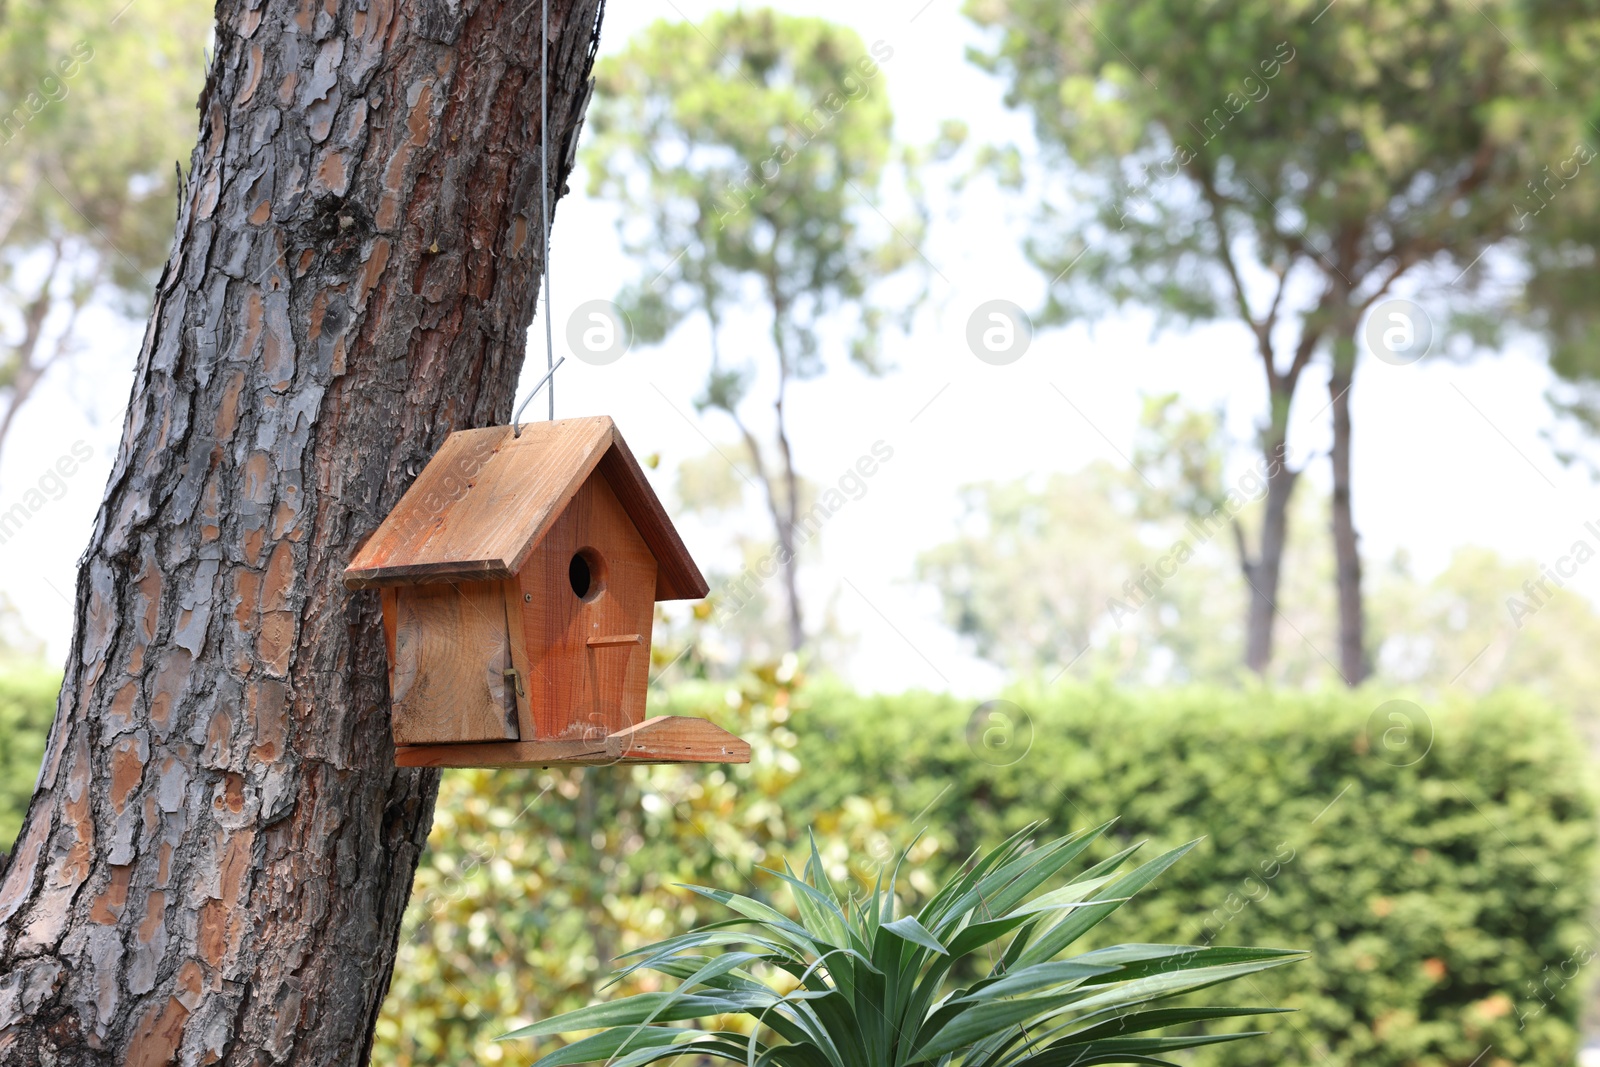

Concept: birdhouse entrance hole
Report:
left=569, top=548, right=605, bottom=601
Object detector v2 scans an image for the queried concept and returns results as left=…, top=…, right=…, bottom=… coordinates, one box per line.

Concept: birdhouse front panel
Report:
left=381, top=580, right=525, bottom=745
left=515, top=473, right=657, bottom=740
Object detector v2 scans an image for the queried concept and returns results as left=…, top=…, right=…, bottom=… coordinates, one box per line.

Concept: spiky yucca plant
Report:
left=501, top=822, right=1305, bottom=1067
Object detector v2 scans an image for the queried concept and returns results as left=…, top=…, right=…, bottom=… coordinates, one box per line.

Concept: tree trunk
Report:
left=773, top=402, right=804, bottom=654
left=0, top=0, right=604, bottom=1062
left=1329, top=335, right=1368, bottom=685
left=1241, top=420, right=1298, bottom=676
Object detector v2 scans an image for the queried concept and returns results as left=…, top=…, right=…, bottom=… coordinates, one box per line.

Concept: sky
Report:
left=2, top=0, right=1596, bottom=698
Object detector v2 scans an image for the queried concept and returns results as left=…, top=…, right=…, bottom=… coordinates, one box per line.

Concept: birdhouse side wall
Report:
left=515, top=473, right=658, bottom=740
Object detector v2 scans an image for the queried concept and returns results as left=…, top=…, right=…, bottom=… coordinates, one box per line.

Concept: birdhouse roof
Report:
left=342, top=416, right=708, bottom=600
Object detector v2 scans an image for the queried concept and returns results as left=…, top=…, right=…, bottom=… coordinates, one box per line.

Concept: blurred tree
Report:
left=1530, top=211, right=1600, bottom=472
left=967, top=0, right=1600, bottom=684
left=916, top=466, right=1148, bottom=677
left=916, top=395, right=1357, bottom=685
left=0, top=0, right=209, bottom=474
left=1129, top=394, right=1343, bottom=684
left=1129, top=394, right=1232, bottom=528
left=1372, top=545, right=1600, bottom=736
left=915, top=458, right=1261, bottom=684
left=584, top=10, right=926, bottom=652
left=667, top=444, right=864, bottom=669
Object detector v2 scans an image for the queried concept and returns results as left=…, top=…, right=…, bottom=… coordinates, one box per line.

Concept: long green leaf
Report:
left=527, top=1025, right=707, bottom=1067
left=1022, top=1031, right=1263, bottom=1067
left=883, top=915, right=949, bottom=956
left=1059, top=1005, right=1289, bottom=1044
left=499, top=991, right=769, bottom=1040
left=946, top=960, right=1121, bottom=1002
left=1072, top=944, right=1304, bottom=984
left=1018, top=842, right=1200, bottom=966
left=912, top=991, right=1089, bottom=1061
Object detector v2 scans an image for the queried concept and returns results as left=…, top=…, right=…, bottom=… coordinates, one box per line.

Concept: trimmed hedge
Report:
left=775, top=684, right=1599, bottom=1067
left=1, top=668, right=1592, bottom=1065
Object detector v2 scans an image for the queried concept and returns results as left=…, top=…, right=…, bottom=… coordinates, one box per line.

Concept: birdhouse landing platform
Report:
left=343, top=416, right=749, bottom=768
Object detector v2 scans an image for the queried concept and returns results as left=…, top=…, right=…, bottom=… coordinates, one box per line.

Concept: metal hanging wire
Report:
left=513, top=0, right=557, bottom=437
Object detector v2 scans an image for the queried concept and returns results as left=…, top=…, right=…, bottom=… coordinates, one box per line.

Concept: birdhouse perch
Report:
left=343, top=416, right=750, bottom=768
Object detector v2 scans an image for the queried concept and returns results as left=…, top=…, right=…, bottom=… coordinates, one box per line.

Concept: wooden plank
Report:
left=394, top=716, right=751, bottom=767
left=516, top=474, right=656, bottom=739
left=343, top=417, right=710, bottom=602
left=389, top=581, right=520, bottom=745
left=587, top=633, right=642, bottom=647
left=343, top=418, right=614, bottom=589
left=597, top=433, right=710, bottom=601
left=609, top=715, right=752, bottom=762
left=380, top=587, right=398, bottom=665
left=501, top=577, right=537, bottom=741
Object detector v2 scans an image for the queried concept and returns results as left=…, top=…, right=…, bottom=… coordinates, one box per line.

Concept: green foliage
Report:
left=965, top=0, right=1600, bottom=343
left=913, top=465, right=1165, bottom=675
left=1, top=0, right=210, bottom=456
left=377, top=679, right=1596, bottom=1067
left=0, top=665, right=57, bottom=852
left=586, top=11, right=927, bottom=651
left=374, top=668, right=866, bottom=1065
left=1373, top=546, right=1600, bottom=732
left=1129, top=395, right=1232, bottom=525
left=1, top=0, right=200, bottom=276
left=789, top=686, right=1598, bottom=1067
left=586, top=10, right=917, bottom=379
left=502, top=826, right=1303, bottom=1067
left=0, top=0, right=206, bottom=294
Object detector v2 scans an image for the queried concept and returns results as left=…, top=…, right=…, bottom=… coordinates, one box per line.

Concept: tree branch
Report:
left=1195, top=165, right=1260, bottom=339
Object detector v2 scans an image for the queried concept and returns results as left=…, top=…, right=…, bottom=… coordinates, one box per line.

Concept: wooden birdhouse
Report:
left=343, top=416, right=749, bottom=768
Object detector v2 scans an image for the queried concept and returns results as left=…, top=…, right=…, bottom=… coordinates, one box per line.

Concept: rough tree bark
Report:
left=0, top=0, right=604, bottom=1061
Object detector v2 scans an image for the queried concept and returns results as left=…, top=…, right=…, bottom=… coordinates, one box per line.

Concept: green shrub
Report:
left=0, top=666, right=58, bottom=853
left=377, top=679, right=1597, bottom=1067
left=781, top=684, right=1599, bottom=1067
left=8, top=664, right=1585, bottom=1065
